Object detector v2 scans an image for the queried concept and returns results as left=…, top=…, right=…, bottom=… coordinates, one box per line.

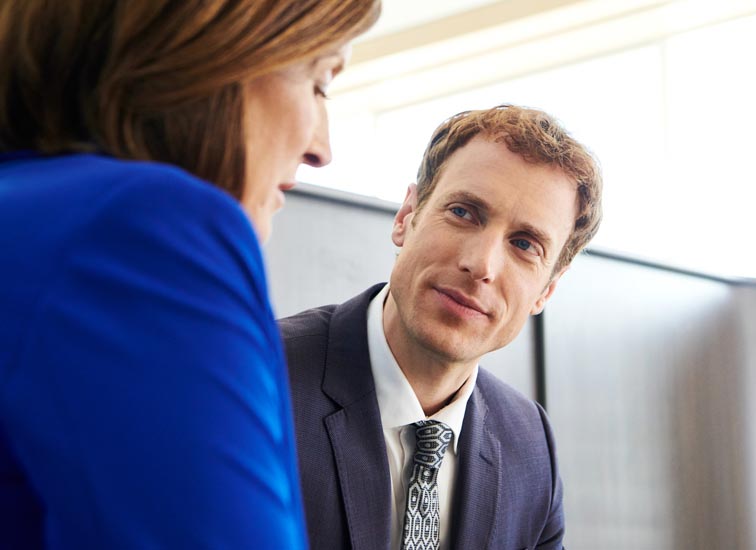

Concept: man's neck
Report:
left=382, top=293, right=477, bottom=417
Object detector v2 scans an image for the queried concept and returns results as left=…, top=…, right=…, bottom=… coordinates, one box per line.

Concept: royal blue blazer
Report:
left=0, top=152, right=307, bottom=549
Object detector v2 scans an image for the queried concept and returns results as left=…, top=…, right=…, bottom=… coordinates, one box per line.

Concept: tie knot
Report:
left=412, top=420, right=453, bottom=469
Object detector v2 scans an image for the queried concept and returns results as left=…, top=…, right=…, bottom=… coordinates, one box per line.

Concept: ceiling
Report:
left=334, top=0, right=756, bottom=111
left=360, top=0, right=503, bottom=39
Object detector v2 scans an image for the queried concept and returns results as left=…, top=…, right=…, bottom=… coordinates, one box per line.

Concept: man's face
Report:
left=386, top=136, right=577, bottom=366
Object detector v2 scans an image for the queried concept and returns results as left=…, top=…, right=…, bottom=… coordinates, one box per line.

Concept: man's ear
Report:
left=530, top=266, right=569, bottom=315
left=391, top=184, right=418, bottom=247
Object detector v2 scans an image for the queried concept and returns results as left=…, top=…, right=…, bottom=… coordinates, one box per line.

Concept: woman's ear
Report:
left=392, top=183, right=418, bottom=247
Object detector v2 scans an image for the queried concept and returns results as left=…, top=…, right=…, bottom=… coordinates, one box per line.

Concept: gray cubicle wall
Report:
left=738, top=284, right=756, bottom=549
left=545, top=252, right=756, bottom=549
left=265, top=183, right=756, bottom=548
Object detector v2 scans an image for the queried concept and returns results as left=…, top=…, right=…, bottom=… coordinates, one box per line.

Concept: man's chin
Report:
left=414, top=328, right=484, bottom=367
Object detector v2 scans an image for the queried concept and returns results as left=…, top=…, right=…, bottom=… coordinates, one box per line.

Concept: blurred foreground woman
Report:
left=0, top=1, right=379, bottom=547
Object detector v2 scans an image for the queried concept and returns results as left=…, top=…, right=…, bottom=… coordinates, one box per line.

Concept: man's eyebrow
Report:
left=444, top=191, right=491, bottom=214
left=444, top=190, right=555, bottom=250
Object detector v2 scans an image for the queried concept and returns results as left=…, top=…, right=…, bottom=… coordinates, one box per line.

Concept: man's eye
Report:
left=450, top=206, right=472, bottom=220
left=512, top=238, right=533, bottom=252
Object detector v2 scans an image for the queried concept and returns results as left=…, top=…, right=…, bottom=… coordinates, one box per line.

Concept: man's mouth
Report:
left=434, top=286, right=489, bottom=317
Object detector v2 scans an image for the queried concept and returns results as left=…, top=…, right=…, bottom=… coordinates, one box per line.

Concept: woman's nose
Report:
left=302, top=104, right=333, bottom=167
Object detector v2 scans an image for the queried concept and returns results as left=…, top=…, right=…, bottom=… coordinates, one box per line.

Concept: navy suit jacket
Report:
left=280, top=284, right=565, bottom=550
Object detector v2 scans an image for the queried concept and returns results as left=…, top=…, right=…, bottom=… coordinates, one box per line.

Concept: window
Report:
left=298, top=4, right=756, bottom=279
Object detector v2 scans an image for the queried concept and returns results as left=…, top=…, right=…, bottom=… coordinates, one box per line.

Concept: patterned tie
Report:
left=401, top=420, right=453, bottom=550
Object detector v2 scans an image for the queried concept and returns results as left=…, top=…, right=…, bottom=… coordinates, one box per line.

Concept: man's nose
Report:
left=458, top=231, right=503, bottom=283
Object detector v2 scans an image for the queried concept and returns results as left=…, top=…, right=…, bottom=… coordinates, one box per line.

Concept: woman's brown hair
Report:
left=0, top=0, right=380, bottom=198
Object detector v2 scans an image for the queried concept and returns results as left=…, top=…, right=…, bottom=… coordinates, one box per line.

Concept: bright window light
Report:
left=297, top=12, right=756, bottom=279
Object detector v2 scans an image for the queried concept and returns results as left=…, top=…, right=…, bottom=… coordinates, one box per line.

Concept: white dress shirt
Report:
left=367, top=285, right=478, bottom=550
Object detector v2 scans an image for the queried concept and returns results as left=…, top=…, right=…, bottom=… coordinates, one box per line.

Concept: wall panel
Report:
left=734, top=284, right=756, bottom=547
left=546, top=253, right=751, bottom=549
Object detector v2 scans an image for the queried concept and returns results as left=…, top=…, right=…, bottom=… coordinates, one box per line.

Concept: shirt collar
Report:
left=367, top=284, right=478, bottom=453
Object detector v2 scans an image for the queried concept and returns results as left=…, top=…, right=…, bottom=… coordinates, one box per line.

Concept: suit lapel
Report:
left=322, top=285, right=392, bottom=550
left=450, top=386, right=502, bottom=550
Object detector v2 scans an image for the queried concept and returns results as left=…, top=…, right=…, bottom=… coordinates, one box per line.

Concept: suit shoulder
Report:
left=278, top=304, right=339, bottom=342
left=476, top=368, right=533, bottom=406
left=475, top=368, right=549, bottom=429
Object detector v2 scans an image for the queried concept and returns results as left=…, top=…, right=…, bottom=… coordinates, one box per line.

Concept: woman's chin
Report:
left=254, top=218, right=272, bottom=243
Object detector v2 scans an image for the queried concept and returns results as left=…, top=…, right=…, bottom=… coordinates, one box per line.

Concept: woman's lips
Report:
left=274, top=182, right=296, bottom=210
